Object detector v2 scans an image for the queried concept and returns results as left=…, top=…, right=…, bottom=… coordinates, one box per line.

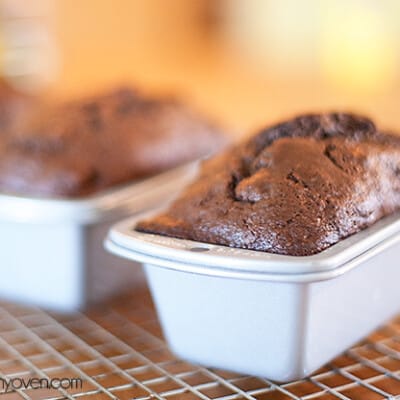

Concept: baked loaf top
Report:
left=0, top=87, right=226, bottom=197
left=137, top=113, right=400, bottom=256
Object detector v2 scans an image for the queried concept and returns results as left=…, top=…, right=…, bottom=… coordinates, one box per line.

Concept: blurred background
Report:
left=1, top=0, right=399, bottom=135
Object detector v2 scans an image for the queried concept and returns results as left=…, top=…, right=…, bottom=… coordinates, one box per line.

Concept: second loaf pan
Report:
left=0, top=163, right=198, bottom=311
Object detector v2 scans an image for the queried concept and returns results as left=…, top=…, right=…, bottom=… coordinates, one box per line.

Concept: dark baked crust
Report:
left=137, top=113, right=400, bottom=256
left=0, top=87, right=226, bottom=197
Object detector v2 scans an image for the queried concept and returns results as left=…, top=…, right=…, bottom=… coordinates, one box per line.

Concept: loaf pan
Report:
left=105, top=210, right=400, bottom=381
left=0, top=163, right=198, bottom=311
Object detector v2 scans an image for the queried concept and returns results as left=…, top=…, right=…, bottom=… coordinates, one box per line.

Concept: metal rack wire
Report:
left=0, top=288, right=399, bottom=400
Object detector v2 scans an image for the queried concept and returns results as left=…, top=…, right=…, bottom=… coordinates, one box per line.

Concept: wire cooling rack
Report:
left=0, top=288, right=400, bottom=400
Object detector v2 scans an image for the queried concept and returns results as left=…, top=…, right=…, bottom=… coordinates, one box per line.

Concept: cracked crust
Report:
left=136, top=113, right=400, bottom=256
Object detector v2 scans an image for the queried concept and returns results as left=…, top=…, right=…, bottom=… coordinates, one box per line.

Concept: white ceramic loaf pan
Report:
left=106, top=210, right=400, bottom=382
left=0, top=164, right=198, bottom=311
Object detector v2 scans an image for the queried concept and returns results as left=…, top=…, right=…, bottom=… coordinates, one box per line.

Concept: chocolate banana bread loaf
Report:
left=0, top=87, right=226, bottom=197
left=137, top=113, right=400, bottom=256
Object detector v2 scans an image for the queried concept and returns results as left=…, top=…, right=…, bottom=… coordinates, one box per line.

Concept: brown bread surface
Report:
left=137, top=113, right=400, bottom=256
left=0, top=87, right=226, bottom=197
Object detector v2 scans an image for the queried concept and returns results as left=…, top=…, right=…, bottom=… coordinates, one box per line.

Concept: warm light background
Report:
left=2, top=0, right=400, bottom=135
